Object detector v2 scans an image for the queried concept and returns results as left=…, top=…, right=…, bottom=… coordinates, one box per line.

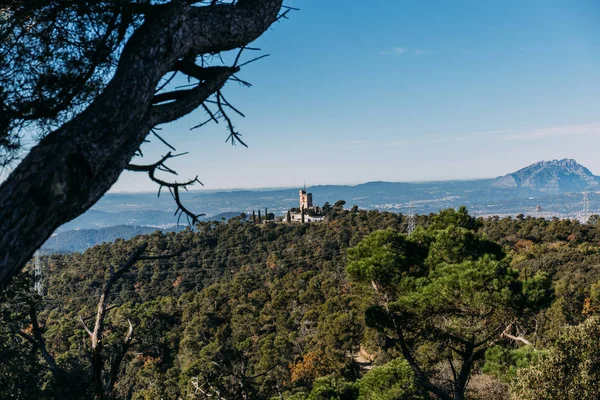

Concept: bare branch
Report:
left=217, top=91, right=246, bottom=118
left=500, top=321, right=533, bottom=346
left=502, top=333, right=532, bottom=346
left=106, top=319, right=135, bottom=393
left=154, top=71, right=178, bottom=94
left=230, top=75, right=253, bottom=87
left=125, top=319, right=134, bottom=343
left=189, top=103, right=221, bottom=130
left=217, top=91, right=248, bottom=147
left=82, top=244, right=147, bottom=399
left=126, top=153, right=205, bottom=225
left=236, top=53, right=270, bottom=68
left=151, top=128, right=177, bottom=151
left=79, top=315, right=94, bottom=339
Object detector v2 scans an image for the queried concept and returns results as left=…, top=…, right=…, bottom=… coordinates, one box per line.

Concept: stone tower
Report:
left=299, top=187, right=313, bottom=211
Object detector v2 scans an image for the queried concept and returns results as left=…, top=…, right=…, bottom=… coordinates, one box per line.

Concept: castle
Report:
left=299, top=188, right=313, bottom=211
left=288, top=186, right=324, bottom=223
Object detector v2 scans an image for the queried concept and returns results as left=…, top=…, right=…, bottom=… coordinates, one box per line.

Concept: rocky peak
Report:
left=491, top=159, right=598, bottom=192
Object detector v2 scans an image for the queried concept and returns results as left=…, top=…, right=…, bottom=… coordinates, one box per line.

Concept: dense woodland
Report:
left=3, top=204, right=600, bottom=399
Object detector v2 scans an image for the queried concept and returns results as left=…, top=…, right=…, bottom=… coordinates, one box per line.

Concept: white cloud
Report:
left=381, top=47, right=408, bottom=56
left=382, top=47, right=433, bottom=56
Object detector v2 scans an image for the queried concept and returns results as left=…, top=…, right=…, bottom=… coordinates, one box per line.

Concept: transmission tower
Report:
left=583, top=192, right=590, bottom=214
left=33, top=251, right=43, bottom=296
left=580, top=192, right=591, bottom=222
left=407, top=201, right=416, bottom=235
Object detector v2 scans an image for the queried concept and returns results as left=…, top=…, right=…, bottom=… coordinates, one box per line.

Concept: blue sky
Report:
left=112, top=0, right=600, bottom=192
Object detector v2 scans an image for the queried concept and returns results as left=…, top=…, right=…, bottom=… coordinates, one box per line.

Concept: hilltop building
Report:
left=299, top=188, right=313, bottom=211
left=289, top=186, right=324, bottom=223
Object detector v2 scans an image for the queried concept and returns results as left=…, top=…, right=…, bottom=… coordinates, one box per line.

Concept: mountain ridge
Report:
left=491, top=158, right=598, bottom=192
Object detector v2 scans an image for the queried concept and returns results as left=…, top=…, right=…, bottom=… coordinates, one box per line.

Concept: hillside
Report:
left=5, top=208, right=600, bottom=399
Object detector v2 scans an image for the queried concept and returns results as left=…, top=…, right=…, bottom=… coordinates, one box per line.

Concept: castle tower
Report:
left=299, top=186, right=313, bottom=211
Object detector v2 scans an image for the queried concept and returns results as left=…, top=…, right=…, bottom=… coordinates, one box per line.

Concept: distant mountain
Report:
left=491, top=159, right=599, bottom=193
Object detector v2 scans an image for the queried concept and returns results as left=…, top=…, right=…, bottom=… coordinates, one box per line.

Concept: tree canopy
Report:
left=346, top=220, right=548, bottom=400
left=4, top=207, right=600, bottom=397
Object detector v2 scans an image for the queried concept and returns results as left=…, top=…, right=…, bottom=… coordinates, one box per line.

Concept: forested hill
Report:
left=5, top=208, right=600, bottom=399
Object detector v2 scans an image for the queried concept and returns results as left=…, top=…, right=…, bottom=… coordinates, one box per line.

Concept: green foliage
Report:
left=356, top=358, right=424, bottom=400
left=427, top=206, right=479, bottom=231
left=513, top=317, right=600, bottom=399
left=348, top=225, right=523, bottom=347
left=284, top=358, right=421, bottom=400
left=482, top=345, right=539, bottom=383
left=346, top=229, right=425, bottom=290
left=347, top=211, right=528, bottom=399
left=5, top=207, right=600, bottom=397
left=306, top=376, right=358, bottom=400
left=521, top=272, right=553, bottom=310
left=0, top=273, right=48, bottom=399
left=334, top=200, right=346, bottom=210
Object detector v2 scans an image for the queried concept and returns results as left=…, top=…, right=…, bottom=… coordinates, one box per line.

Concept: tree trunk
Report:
left=0, top=0, right=282, bottom=286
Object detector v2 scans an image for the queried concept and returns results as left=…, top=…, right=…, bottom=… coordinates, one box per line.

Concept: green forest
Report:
left=3, top=205, right=600, bottom=399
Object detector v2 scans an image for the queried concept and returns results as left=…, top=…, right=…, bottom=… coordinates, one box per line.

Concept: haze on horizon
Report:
left=110, top=0, right=600, bottom=193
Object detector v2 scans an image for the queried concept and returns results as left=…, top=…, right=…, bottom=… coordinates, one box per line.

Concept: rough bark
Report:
left=0, top=0, right=283, bottom=286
